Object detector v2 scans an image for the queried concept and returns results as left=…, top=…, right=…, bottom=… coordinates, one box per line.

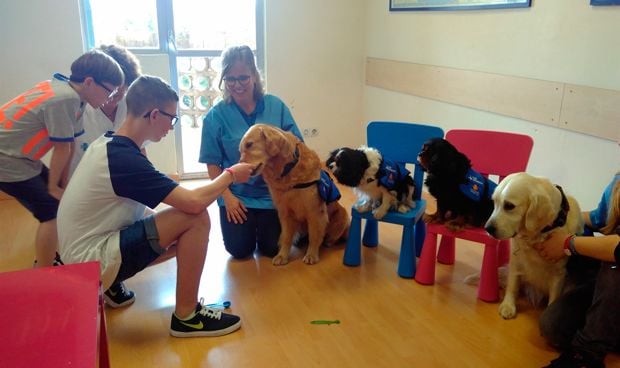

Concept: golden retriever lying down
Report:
left=484, top=172, right=583, bottom=319
left=239, top=124, right=349, bottom=265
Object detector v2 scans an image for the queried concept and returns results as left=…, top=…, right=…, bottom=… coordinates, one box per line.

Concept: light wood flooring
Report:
left=1, top=181, right=618, bottom=368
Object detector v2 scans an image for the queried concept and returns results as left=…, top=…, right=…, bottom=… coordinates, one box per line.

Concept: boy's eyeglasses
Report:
left=223, top=75, right=251, bottom=86
left=143, top=109, right=179, bottom=127
left=93, top=78, right=119, bottom=98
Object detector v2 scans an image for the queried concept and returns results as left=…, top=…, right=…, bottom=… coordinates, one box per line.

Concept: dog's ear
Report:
left=260, top=127, right=288, bottom=157
left=524, top=190, right=555, bottom=233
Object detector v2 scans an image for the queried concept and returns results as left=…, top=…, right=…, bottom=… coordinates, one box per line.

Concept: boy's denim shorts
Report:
left=0, top=166, right=58, bottom=222
left=112, top=215, right=166, bottom=285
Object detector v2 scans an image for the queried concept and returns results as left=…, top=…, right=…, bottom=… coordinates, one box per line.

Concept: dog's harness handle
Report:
left=541, top=185, right=570, bottom=233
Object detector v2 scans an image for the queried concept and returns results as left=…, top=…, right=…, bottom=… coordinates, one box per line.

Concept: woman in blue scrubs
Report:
left=199, top=45, right=303, bottom=259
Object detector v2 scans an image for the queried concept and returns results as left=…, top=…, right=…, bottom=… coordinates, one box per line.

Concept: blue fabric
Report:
left=199, top=94, right=303, bottom=209
left=113, top=215, right=164, bottom=285
left=459, top=168, right=497, bottom=202
left=107, top=134, right=178, bottom=209
left=218, top=206, right=281, bottom=258
left=589, top=173, right=620, bottom=230
left=0, top=165, right=58, bottom=222
left=378, top=159, right=410, bottom=190
left=318, top=170, right=341, bottom=204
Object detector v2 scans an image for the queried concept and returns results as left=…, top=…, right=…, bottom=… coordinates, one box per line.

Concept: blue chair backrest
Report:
left=367, top=121, right=444, bottom=200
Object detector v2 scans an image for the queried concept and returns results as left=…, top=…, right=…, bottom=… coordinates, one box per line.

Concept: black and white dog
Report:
left=326, top=146, right=415, bottom=219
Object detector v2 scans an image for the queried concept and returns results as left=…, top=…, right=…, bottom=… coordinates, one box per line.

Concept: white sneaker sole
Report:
left=103, top=293, right=136, bottom=308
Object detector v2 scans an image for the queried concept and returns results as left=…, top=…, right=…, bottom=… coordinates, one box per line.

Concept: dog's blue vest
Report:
left=378, top=159, right=410, bottom=190
left=317, top=170, right=341, bottom=204
left=459, top=168, right=497, bottom=202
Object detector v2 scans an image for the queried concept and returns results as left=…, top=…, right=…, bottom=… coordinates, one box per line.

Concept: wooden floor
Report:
left=1, top=181, right=619, bottom=368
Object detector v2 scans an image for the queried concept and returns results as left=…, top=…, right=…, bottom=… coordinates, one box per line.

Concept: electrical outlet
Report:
left=302, top=128, right=319, bottom=137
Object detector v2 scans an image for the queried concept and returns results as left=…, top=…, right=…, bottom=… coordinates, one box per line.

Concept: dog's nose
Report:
left=485, top=223, right=496, bottom=237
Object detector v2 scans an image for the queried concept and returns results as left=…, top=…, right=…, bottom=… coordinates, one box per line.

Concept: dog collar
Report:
left=541, top=185, right=570, bottom=233
left=280, top=145, right=300, bottom=178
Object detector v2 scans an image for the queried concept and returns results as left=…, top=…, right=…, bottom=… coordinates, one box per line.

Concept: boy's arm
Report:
left=162, top=163, right=254, bottom=214
left=47, top=141, right=73, bottom=200
left=59, top=141, right=75, bottom=188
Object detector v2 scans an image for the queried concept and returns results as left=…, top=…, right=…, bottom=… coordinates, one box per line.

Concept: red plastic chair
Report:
left=414, top=129, right=533, bottom=302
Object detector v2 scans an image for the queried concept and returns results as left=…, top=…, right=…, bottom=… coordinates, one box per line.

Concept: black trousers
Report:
left=539, top=261, right=620, bottom=357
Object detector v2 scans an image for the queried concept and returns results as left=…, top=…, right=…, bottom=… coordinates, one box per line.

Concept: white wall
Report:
left=263, top=0, right=365, bottom=157
left=363, top=0, right=620, bottom=209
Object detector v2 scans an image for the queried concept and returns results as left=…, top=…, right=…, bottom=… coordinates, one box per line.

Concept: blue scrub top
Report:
left=589, top=173, right=620, bottom=230
left=199, top=94, right=303, bottom=209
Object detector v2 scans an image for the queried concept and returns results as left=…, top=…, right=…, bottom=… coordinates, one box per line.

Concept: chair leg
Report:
left=414, top=220, right=426, bottom=258
left=498, top=239, right=510, bottom=266
left=437, top=235, right=455, bottom=265
left=478, top=241, right=500, bottom=302
left=343, top=216, right=362, bottom=267
left=414, top=231, right=438, bottom=285
left=397, top=225, right=415, bottom=278
left=362, top=218, right=378, bottom=247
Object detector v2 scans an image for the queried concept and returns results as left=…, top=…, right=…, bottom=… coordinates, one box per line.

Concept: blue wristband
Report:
left=568, top=236, right=578, bottom=256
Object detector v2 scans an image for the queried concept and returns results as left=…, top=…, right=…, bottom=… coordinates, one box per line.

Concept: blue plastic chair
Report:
left=343, top=122, right=444, bottom=278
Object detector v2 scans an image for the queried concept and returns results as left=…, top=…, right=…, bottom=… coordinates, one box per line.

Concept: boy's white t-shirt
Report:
left=58, top=132, right=177, bottom=289
left=68, top=99, right=127, bottom=178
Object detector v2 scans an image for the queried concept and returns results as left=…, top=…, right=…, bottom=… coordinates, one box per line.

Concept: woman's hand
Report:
left=533, top=229, right=570, bottom=263
left=222, top=191, right=248, bottom=224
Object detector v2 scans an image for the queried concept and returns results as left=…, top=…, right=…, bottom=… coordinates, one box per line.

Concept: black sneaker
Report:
left=33, top=252, right=65, bottom=267
left=170, top=298, right=241, bottom=337
left=53, top=252, right=64, bottom=266
left=544, top=349, right=605, bottom=368
left=103, top=282, right=135, bottom=308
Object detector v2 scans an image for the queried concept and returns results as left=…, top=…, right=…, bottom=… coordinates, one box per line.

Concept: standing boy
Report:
left=58, top=75, right=255, bottom=337
left=0, top=50, right=124, bottom=267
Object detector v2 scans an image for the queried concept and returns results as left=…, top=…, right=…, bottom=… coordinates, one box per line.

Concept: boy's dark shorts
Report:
left=0, top=166, right=58, bottom=222
left=112, top=215, right=166, bottom=285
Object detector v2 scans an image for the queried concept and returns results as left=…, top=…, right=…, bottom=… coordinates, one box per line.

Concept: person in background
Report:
left=199, top=45, right=303, bottom=260
left=58, top=75, right=256, bottom=337
left=0, top=50, right=123, bottom=267
left=536, top=173, right=620, bottom=368
left=68, top=44, right=143, bottom=177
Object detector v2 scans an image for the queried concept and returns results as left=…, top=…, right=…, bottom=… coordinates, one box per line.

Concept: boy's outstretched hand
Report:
left=227, top=163, right=256, bottom=184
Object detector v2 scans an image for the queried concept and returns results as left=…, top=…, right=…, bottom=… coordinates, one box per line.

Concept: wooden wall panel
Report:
left=560, top=84, right=620, bottom=141
left=366, top=57, right=619, bottom=141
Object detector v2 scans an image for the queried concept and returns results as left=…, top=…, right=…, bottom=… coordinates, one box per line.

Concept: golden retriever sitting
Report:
left=239, top=124, right=349, bottom=265
left=484, top=172, right=583, bottom=319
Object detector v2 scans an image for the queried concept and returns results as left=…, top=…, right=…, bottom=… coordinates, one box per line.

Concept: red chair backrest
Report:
left=445, top=129, right=533, bottom=181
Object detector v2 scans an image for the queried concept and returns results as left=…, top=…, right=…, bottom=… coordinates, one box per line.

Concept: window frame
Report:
left=79, top=0, right=264, bottom=177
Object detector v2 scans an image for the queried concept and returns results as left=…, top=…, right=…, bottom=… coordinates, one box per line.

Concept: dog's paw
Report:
left=423, top=213, right=441, bottom=223
left=445, top=220, right=465, bottom=232
left=303, top=253, right=319, bottom=265
left=373, top=208, right=388, bottom=219
left=272, top=254, right=289, bottom=266
left=354, top=200, right=372, bottom=213
left=498, top=302, right=517, bottom=319
left=463, top=272, right=480, bottom=285
left=397, top=204, right=411, bottom=213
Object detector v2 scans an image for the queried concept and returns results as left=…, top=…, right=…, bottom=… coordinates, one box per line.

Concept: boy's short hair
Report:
left=126, top=75, right=179, bottom=117
left=70, top=49, right=124, bottom=87
left=99, top=44, right=142, bottom=86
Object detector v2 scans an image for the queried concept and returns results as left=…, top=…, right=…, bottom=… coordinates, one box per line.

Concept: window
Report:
left=81, top=0, right=262, bottom=177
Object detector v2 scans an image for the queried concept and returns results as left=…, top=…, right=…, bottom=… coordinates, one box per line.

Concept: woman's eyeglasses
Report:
left=223, top=75, right=251, bottom=86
